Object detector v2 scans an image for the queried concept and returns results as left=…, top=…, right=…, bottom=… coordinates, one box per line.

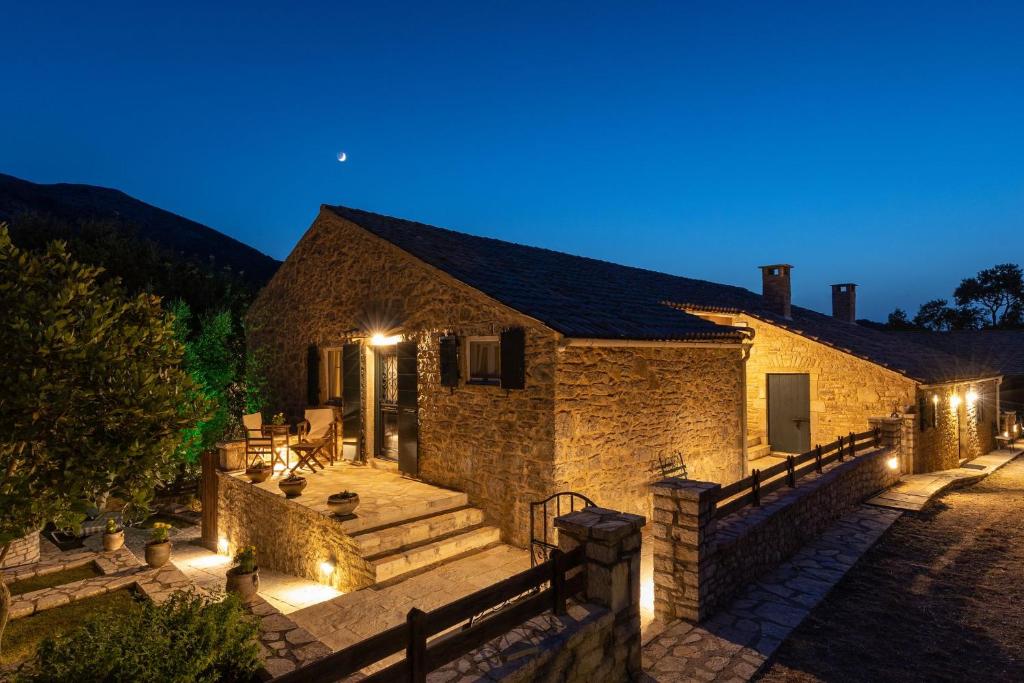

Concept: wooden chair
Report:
left=290, top=408, right=337, bottom=474
left=243, top=412, right=274, bottom=469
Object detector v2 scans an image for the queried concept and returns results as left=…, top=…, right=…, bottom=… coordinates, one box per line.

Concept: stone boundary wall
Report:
left=651, top=447, right=899, bottom=623
left=1, top=531, right=40, bottom=569
left=216, top=472, right=373, bottom=592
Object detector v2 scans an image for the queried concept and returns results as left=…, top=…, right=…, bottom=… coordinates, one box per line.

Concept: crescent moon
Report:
left=337, top=152, right=347, bottom=162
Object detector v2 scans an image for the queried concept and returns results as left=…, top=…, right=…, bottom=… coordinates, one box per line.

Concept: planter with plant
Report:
left=327, top=490, right=360, bottom=516
left=245, top=457, right=271, bottom=484
left=102, top=518, right=124, bottom=552
left=144, top=522, right=172, bottom=568
left=225, top=545, right=259, bottom=603
left=278, top=473, right=307, bottom=498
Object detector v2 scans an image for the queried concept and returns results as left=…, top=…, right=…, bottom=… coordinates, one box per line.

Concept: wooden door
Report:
left=341, top=343, right=361, bottom=461
left=767, top=373, right=811, bottom=454
left=396, top=341, right=419, bottom=476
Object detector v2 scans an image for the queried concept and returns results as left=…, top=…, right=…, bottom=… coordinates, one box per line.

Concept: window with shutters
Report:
left=466, top=337, right=500, bottom=385
left=324, top=348, right=343, bottom=402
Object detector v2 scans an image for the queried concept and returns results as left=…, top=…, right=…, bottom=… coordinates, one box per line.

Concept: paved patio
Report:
left=866, top=448, right=1019, bottom=511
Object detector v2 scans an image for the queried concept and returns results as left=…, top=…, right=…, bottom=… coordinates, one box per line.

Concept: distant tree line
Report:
left=883, top=263, right=1024, bottom=331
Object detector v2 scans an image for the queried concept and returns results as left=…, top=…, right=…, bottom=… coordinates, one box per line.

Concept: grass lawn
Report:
left=0, top=589, right=144, bottom=666
left=7, top=563, right=101, bottom=596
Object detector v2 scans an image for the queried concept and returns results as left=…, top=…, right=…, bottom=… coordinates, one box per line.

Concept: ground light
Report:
left=319, top=560, right=335, bottom=578
left=217, top=537, right=229, bottom=555
left=886, top=455, right=900, bottom=470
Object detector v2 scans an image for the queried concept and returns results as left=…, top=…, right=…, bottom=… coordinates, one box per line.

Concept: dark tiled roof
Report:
left=326, top=205, right=996, bottom=383
left=894, top=331, right=1024, bottom=377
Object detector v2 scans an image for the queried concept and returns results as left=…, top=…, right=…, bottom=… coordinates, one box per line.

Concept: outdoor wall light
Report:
left=319, top=560, right=335, bottom=577
left=950, top=394, right=961, bottom=409
left=217, top=537, right=229, bottom=555
left=932, top=394, right=939, bottom=405
left=966, top=389, right=978, bottom=405
left=370, top=332, right=402, bottom=346
left=886, top=455, right=899, bottom=471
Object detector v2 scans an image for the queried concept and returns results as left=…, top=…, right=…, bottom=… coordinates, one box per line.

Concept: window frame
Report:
left=465, top=336, right=501, bottom=386
left=323, top=347, right=344, bottom=404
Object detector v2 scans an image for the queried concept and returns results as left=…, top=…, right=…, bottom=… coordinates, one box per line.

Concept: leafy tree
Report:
left=912, top=299, right=958, bottom=331
left=885, top=308, right=918, bottom=330
left=954, top=263, right=1024, bottom=328
left=0, top=226, right=200, bottom=652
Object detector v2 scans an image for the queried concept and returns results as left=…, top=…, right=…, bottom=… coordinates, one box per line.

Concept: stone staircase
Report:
left=348, top=496, right=501, bottom=585
left=747, top=434, right=787, bottom=470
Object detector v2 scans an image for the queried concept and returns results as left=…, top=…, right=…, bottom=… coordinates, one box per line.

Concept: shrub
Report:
left=23, top=590, right=260, bottom=683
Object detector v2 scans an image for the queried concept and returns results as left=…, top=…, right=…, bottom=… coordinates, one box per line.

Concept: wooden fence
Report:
left=274, top=545, right=586, bottom=683
left=713, top=429, right=881, bottom=520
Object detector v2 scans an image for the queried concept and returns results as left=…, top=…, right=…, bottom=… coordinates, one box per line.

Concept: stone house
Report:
left=248, top=206, right=1000, bottom=546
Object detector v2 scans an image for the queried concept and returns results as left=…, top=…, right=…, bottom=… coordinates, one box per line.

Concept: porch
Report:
left=213, top=461, right=503, bottom=593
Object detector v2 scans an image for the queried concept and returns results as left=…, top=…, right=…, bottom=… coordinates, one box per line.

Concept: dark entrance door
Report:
left=767, top=373, right=811, bottom=454
left=374, top=342, right=419, bottom=475
left=341, top=343, right=361, bottom=461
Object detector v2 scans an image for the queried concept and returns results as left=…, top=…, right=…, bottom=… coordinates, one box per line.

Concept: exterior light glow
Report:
left=370, top=333, right=402, bottom=346
left=932, top=394, right=939, bottom=405
left=950, top=394, right=961, bottom=409
left=217, top=537, right=229, bottom=555
left=966, top=390, right=978, bottom=405
left=886, top=455, right=899, bottom=471
left=1004, top=431, right=1010, bottom=438
left=319, top=560, right=335, bottom=577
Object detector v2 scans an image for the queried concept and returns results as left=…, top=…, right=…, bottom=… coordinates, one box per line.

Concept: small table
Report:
left=262, top=424, right=294, bottom=470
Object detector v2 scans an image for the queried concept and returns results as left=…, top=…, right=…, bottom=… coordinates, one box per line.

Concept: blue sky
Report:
left=2, top=1, right=1022, bottom=319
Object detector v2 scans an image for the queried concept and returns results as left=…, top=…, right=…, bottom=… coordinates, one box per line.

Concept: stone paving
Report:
left=290, top=544, right=529, bottom=654
left=866, top=448, right=1018, bottom=511
left=249, top=596, right=332, bottom=678
left=641, top=504, right=902, bottom=682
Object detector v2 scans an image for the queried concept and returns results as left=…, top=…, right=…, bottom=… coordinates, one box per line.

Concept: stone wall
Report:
left=914, top=378, right=1000, bottom=472
left=554, top=344, right=745, bottom=522
left=247, top=209, right=559, bottom=546
left=651, top=447, right=899, bottom=623
left=732, top=314, right=917, bottom=449
left=1, top=531, right=40, bottom=569
left=216, top=472, right=373, bottom=592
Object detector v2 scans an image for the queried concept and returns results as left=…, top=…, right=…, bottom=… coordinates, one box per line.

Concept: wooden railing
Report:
left=274, top=545, right=586, bottom=683
left=713, top=429, right=881, bottom=520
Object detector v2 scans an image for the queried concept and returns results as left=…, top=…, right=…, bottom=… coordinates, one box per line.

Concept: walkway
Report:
left=865, top=448, right=1019, bottom=511
left=759, top=452, right=1024, bottom=682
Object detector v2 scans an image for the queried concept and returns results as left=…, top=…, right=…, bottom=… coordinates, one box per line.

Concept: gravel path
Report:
left=757, top=454, right=1024, bottom=682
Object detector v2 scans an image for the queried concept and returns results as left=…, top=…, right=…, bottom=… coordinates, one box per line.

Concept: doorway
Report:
left=374, top=341, right=419, bottom=474
left=767, top=373, right=811, bottom=453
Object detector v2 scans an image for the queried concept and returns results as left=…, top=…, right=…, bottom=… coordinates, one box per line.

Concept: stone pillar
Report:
left=555, top=507, right=646, bottom=677
left=869, top=416, right=909, bottom=473
left=650, top=478, right=720, bottom=624
left=200, top=450, right=220, bottom=552
left=216, top=440, right=246, bottom=472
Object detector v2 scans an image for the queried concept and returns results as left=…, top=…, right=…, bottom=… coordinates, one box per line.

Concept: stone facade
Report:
left=217, top=472, right=374, bottom=592
left=913, top=379, right=999, bottom=472
left=651, top=446, right=900, bottom=623
left=1, top=531, right=40, bottom=569
left=555, top=343, right=745, bottom=524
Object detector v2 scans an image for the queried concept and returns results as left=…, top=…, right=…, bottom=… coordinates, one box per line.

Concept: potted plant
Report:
left=245, top=457, right=271, bottom=484
left=278, top=473, right=307, bottom=498
left=144, top=522, right=172, bottom=568
left=102, top=518, right=124, bottom=552
left=225, top=545, right=259, bottom=603
left=327, top=490, right=360, bottom=516
left=271, top=412, right=286, bottom=425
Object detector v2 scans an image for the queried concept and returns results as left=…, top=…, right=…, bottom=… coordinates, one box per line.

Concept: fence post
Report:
left=786, top=456, right=796, bottom=486
left=848, top=431, right=856, bottom=458
left=837, top=435, right=845, bottom=462
left=815, top=445, right=823, bottom=473
left=874, top=427, right=881, bottom=447
left=751, top=469, right=761, bottom=506
left=406, top=607, right=427, bottom=683
left=551, top=548, right=567, bottom=616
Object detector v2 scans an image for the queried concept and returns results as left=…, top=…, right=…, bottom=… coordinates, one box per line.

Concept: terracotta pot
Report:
left=145, top=540, right=171, bottom=568
left=278, top=477, right=307, bottom=498
left=103, top=530, right=125, bottom=552
left=327, top=494, right=360, bottom=516
left=245, top=467, right=271, bottom=484
left=226, top=567, right=260, bottom=603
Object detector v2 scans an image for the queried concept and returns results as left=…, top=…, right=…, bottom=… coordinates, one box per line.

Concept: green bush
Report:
left=23, top=590, right=261, bottom=683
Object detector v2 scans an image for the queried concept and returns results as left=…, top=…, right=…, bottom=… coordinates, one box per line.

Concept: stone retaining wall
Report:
left=1, top=531, right=40, bottom=569
left=216, top=472, right=373, bottom=592
left=651, top=447, right=899, bottom=623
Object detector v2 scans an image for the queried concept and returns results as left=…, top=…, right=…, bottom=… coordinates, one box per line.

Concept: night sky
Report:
left=3, top=1, right=1022, bottom=320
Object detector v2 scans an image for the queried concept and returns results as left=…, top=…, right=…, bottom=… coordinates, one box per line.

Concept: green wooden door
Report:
left=767, top=373, right=811, bottom=453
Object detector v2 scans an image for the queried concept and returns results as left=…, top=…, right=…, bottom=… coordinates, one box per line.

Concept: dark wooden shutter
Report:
left=396, top=341, right=419, bottom=475
left=500, top=327, right=526, bottom=390
left=439, top=336, right=460, bottom=387
left=341, top=343, right=361, bottom=458
left=919, top=396, right=927, bottom=432
left=306, top=345, right=320, bottom=406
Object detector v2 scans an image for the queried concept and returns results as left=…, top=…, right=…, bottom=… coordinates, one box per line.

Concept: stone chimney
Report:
left=759, top=264, right=793, bottom=319
left=831, top=283, right=857, bottom=323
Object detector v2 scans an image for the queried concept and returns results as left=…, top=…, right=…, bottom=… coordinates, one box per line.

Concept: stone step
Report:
left=748, top=443, right=771, bottom=459
left=337, top=490, right=470, bottom=536
left=747, top=434, right=765, bottom=448
left=748, top=453, right=787, bottom=471
left=369, top=526, right=501, bottom=583
left=351, top=506, right=485, bottom=557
